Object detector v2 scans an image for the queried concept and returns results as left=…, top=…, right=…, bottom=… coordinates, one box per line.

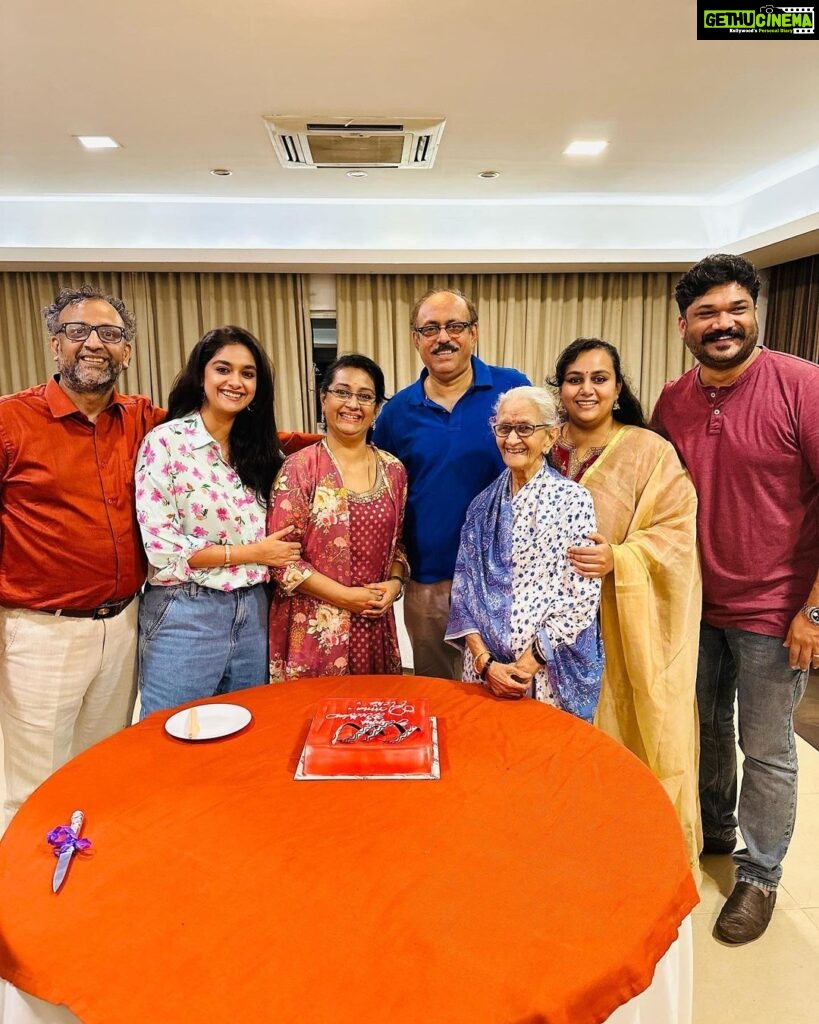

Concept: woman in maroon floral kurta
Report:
left=268, top=356, right=408, bottom=679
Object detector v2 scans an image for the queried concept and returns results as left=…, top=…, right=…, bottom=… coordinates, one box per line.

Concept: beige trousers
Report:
left=0, top=602, right=138, bottom=828
left=404, top=580, right=463, bottom=681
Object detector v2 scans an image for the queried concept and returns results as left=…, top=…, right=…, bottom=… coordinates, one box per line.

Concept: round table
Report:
left=0, top=677, right=697, bottom=1024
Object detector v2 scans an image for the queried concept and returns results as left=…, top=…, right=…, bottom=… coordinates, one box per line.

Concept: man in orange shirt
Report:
left=0, top=284, right=163, bottom=825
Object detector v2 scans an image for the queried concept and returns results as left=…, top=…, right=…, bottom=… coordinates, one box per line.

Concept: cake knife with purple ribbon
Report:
left=49, top=810, right=90, bottom=893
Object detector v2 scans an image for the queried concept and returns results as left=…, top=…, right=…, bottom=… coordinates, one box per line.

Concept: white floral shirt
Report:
left=135, top=413, right=268, bottom=590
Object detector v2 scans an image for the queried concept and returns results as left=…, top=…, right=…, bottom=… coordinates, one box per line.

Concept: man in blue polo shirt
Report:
left=373, top=288, right=529, bottom=679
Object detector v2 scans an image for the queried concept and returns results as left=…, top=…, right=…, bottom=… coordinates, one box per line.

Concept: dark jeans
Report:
left=697, top=622, right=808, bottom=889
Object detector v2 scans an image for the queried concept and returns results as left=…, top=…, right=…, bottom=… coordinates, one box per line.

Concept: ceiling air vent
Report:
left=263, top=115, right=445, bottom=170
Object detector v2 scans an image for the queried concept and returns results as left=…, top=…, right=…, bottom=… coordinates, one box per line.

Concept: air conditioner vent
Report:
left=264, top=115, right=445, bottom=170
left=306, top=123, right=405, bottom=133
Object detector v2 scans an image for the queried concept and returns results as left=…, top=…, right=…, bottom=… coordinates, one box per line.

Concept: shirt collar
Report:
left=409, top=355, right=491, bottom=406
left=696, top=345, right=767, bottom=392
left=185, top=411, right=220, bottom=451
left=45, top=375, right=125, bottom=420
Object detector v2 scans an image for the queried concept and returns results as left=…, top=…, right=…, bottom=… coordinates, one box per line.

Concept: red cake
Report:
left=301, top=698, right=433, bottom=777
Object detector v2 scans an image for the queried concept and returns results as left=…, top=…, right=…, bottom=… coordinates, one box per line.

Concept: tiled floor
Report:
left=2, top=713, right=819, bottom=1022
left=693, top=732, right=819, bottom=1023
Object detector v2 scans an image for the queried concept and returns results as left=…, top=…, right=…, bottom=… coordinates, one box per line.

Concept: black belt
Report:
left=50, top=594, right=137, bottom=620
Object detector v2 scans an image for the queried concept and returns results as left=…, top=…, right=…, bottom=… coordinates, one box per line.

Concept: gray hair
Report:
left=43, top=284, right=136, bottom=342
left=494, top=386, right=559, bottom=426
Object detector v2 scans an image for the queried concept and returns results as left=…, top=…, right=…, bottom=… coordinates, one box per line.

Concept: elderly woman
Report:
left=445, top=386, right=602, bottom=720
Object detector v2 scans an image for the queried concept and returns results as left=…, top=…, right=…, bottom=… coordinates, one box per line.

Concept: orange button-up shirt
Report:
left=0, top=377, right=164, bottom=611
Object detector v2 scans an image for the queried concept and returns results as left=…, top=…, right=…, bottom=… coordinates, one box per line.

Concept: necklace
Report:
left=559, top=422, right=618, bottom=478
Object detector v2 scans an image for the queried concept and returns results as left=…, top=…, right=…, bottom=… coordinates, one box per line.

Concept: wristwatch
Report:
left=802, top=604, right=819, bottom=626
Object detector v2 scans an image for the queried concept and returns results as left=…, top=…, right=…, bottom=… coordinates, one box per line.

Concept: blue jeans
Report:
left=697, top=622, right=808, bottom=889
left=138, top=582, right=269, bottom=719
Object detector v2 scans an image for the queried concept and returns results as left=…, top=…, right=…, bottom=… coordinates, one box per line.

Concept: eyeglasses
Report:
left=491, top=421, right=549, bottom=438
left=325, top=387, right=377, bottom=406
left=413, top=321, right=475, bottom=340
left=56, top=322, right=127, bottom=345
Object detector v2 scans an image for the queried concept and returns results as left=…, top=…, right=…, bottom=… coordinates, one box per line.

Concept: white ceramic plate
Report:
left=164, top=703, right=252, bottom=741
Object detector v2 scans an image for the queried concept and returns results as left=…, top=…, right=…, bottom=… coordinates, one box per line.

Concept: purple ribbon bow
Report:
left=46, top=825, right=92, bottom=857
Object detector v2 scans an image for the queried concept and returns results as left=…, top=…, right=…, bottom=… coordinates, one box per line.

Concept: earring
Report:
left=247, top=401, right=256, bottom=412
left=613, top=399, right=621, bottom=411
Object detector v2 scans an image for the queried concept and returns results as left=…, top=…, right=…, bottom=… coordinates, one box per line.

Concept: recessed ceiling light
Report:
left=210, top=168, right=232, bottom=176
left=478, top=170, right=500, bottom=179
left=75, top=136, right=120, bottom=150
left=346, top=170, right=368, bottom=178
left=563, top=140, right=608, bottom=157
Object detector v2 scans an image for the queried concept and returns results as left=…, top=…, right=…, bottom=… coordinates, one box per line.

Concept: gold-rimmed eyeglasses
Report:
left=325, top=387, right=377, bottom=406
left=413, top=321, right=475, bottom=340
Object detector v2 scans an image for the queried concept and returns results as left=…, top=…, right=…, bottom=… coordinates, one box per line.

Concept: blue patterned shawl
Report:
left=446, top=465, right=603, bottom=721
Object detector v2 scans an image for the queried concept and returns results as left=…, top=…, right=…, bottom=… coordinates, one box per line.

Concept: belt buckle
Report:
left=93, top=604, right=112, bottom=619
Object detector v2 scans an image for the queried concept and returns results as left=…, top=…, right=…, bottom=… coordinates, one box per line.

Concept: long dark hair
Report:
left=167, top=326, right=282, bottom=503
left=549, top=338, right=646, bottom=428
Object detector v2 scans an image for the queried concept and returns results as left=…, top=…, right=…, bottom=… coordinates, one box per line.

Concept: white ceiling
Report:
left=2, top=0, right=819, bottom=269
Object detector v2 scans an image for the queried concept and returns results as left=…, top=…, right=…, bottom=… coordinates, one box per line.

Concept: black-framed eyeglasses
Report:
left=413, top=320, right=475, bottom=340
left=325, top=387, right=377, bottom=406
left=490, top=421, right=549, bottom=438
left=56, top=322, right=127, bottom=345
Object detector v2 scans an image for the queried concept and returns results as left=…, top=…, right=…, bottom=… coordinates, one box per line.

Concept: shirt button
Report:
left=713, top=409, right=721, bottom=416
left=107, top=497, right=116, bottom=505
left=710, top=393, right=716, bottom=399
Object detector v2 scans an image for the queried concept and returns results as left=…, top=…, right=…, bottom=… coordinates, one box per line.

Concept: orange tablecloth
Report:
left=0, top=678, right=698, bottom=1024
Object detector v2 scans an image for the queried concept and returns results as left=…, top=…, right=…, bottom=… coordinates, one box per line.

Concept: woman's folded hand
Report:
left=339, top=585, right=384, bottom=615
left=484, top=661, right=531, bottom=700
left=359, top=579, right=402, bottom=618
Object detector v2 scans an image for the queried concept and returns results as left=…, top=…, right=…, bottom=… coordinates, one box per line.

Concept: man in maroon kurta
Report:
left=652, top=253, right=819, bottom=945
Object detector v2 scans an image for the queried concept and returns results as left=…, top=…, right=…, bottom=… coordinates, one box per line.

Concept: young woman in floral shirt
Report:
left=136, top=326, right=300, bottom=716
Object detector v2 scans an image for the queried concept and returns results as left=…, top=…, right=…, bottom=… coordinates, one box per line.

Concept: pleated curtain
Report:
left=0, top=271, right=314, bottom=431
left=335, top=272, right=695, bottom=415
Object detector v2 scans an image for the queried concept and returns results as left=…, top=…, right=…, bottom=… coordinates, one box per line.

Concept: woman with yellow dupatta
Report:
left=550, top=338, right=702, bottom=876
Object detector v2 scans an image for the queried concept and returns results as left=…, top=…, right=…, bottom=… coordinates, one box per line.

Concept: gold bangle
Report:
left=473, top=649, right=490, bottom=672
left=224, top=544, right=232, bottom=566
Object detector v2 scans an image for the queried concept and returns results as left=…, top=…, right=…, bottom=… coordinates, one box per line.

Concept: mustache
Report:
left=431, top=342, right=458, bottom=355
left=702, top=327, right=745, bottom=344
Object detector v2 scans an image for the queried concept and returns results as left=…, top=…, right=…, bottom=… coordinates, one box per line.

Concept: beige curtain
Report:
left=0, top=271, right=313, bottom=430
left=336, top=273, right=693, bottom=413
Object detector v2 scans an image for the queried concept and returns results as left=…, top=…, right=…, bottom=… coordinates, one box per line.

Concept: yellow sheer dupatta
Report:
left=581, top=426, right=703, bottom=874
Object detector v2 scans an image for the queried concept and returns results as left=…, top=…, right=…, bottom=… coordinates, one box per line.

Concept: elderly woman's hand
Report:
left=567, top=532, right=614, bottom=578
left=484, top=660, right=531, bottom=700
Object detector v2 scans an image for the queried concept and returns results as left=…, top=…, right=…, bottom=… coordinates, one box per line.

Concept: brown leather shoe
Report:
left=713, top=882, right=776, bottom=945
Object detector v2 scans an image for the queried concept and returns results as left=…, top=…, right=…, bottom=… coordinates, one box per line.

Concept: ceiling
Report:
left=2, top=0, right=819, bottom=269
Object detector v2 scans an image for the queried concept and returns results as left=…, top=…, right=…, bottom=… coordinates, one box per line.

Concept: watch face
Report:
left=807, top=606, right=819, bottom=626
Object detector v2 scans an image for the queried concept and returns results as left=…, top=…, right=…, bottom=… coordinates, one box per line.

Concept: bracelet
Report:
left=224, top=544, right=232, bottom=566
left=387, top=574, right=406, bottom=600
left=473, top=649, right=491, bottom=674
left=479, top=655, right=496, bottom=681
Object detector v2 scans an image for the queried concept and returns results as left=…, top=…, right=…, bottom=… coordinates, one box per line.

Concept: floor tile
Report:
left=778, top=792, right=819, bottom=908
left=692, top=909, right=819, bottom=1024
left=795, top=734, right=819, bottom=796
